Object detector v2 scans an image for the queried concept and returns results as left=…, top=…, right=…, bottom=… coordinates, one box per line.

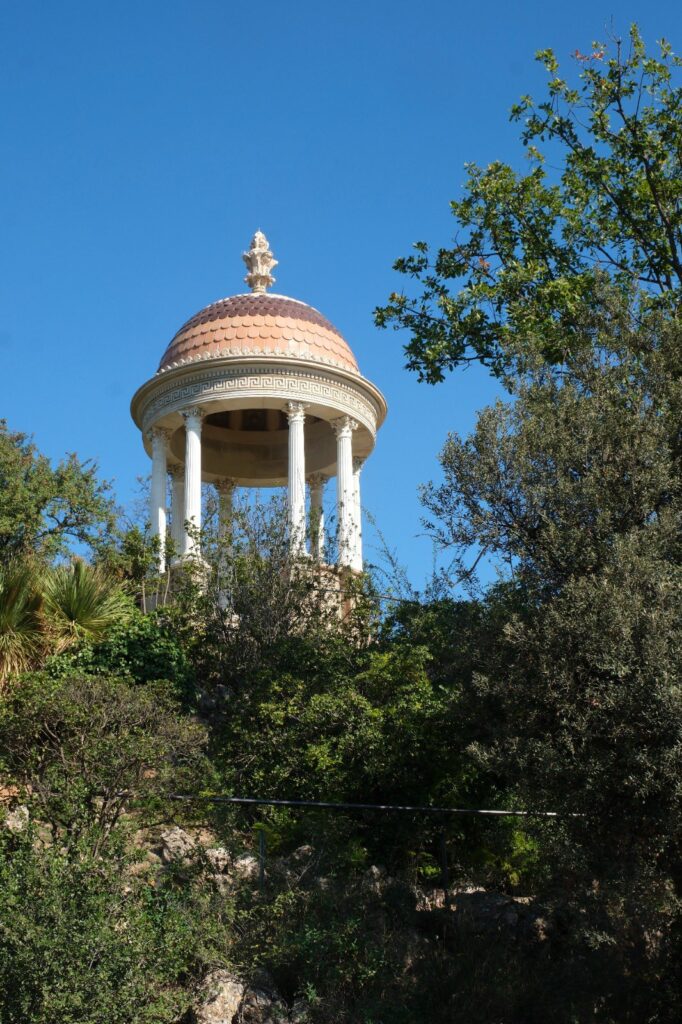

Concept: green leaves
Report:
left=0, top=421, right=116, bottom=564
left=0, top=559, right=133, bottom=684
left=376, top=26, right=682, bottom=382
left=0, top=562, right=44, bottom=685
left=41, top=560, right=132, bottom=653
left=416, top=292, right=682, bottom=1016
left=0, top=673, right=208, bottom=849
left=0, top=827, right=230, bottom=1024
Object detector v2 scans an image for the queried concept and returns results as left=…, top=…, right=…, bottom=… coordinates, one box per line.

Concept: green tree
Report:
left=420, top=306, right=682, bottom=1019
left=376, top=26, right=682, bottom=381
left=0, top=673, right=208, bottom=852
left=0, top=421, right=116, bottom=564
left=176, top=492, right=377, bottom=691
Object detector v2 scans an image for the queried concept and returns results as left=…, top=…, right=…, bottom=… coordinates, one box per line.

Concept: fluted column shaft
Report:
left=308, top=474, right=327, bottom=562
left=149, top=428, right=170, bottom=573
left=182, top=407, right=204, bottom=558
left=287, top=402, right=307, bottom=557
left=352, top=457, right=364, bottom=572
left=332, top=416, right=358, bottom=568
left=169, top=465, right=185, bottom=558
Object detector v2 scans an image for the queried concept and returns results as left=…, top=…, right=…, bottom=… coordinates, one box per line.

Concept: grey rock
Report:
left=2, top=805, right=29, bottom=833
left=241, top=986, right=287, bottom=1023
left=194, top=969, right=245, bottom=1024
left=289, top=999, right=312, bottom=1023
left=233, top=853, right=260, bottom=881
left=192, top=968, right=285, bottom=1024
left=159, top=826, right=195, bottom=864
left=206, top=846, right=231, bottom=873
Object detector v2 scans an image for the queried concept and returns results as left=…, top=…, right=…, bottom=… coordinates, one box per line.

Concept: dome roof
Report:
left=157, top=292, right=360, bottom=375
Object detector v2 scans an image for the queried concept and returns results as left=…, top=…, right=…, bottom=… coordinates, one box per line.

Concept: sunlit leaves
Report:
left=376, top=26, right=682, bottom=382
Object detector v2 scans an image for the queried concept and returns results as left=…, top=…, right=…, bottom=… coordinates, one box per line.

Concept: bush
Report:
left=0, top=826, right=232, bottom=1024
left=0, top=672, right=208, bottom=850
left=47, top=607, right=196, bottom=699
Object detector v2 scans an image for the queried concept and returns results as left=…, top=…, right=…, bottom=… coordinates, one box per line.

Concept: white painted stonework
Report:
left=130, top=233, right=387, bottom=571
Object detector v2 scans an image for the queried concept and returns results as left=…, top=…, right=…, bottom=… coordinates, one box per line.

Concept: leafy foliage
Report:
left=41, top=559, right=133, bottom=653
left=0, top=827, right=231, bottom=1024
left=376, top=27, right=682, bottom=380
left=422, top=302, right=682, bottom=596
left=417, top=295, right=682, bottom=1018
left=176, top=492, right=377, bottom=691
left=0, top=561, right=44, bottom=685
left=0, top=559, right=132, bottom=685
left=0, top=673, right=208, bottom=851
left=47, top=605, right=196, bottom=696
left=0, top=421, right=116, bottom=564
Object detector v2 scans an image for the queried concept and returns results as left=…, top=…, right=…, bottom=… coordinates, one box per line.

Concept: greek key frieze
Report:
left=140, top=364, right=379, bottom=436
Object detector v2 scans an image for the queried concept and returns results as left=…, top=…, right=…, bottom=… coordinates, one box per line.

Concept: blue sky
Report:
left=1, top=0, right=680, bottom=587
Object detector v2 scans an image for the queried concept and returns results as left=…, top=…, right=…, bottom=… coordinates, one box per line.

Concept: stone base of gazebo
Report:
left=140, top=557, right=365, bottom=626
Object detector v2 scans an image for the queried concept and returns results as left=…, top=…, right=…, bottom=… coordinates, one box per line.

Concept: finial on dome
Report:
left=242, top=230, right=278, bottom=294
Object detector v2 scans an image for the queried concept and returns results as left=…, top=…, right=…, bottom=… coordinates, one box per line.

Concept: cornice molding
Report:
left=133, top=359, right=385, bottom=439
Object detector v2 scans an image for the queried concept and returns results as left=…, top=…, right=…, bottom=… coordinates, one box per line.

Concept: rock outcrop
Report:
left=1, top=804, right=29, bottom=833
left=193, top=968, right=287, bottom=1024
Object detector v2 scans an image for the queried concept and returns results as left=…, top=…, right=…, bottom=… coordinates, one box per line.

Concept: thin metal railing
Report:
left=165, top=793, right=568, bottom=894
left=167, top=793, right=563, bottom=817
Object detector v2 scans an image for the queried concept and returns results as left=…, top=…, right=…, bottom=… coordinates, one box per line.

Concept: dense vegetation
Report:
left=1, top=26, right=681, bottom=1023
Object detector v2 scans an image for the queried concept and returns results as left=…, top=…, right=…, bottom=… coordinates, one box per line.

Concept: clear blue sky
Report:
left=1, top=1, right=679, bottom=587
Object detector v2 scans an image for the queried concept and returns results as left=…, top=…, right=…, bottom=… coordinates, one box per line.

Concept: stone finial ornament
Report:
left=242, top=231, right=278, bottom=293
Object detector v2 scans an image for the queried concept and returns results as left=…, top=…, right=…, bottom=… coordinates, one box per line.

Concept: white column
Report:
left=286, top=402, right=307, bottom=557
left=214, top=478, right=235, bottom=550
left=149, top=427, right=170, bottom=573
left=331, top=416, right=358, bottom=568
left=352, top=457, right=365, bottom=572
left=182, top=406, right=204, bottom=558
left=169, top=464, right=185, bottom=559
left=308, top=473, right=327, bottom=562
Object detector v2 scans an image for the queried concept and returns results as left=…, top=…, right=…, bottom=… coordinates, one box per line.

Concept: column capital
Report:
left=352, top=456, right=365, bottom=474
left=286, top=401, right=308, bottom=424
left=146, top=426, right=172, bottom=447
left=330, top=415, right=358, bottom=439
left=214, top=477, right=236, bottom=495
left=307, top=472, right=329, bottom=489
left=169, top=462, right=184, bottom=479
left=182, top=405, right=205, bottom=424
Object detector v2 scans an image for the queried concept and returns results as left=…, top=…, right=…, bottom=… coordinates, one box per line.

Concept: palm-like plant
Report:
left=0, top=561, right=44, bottom=685
left=42, top=559, right=131, bottom=653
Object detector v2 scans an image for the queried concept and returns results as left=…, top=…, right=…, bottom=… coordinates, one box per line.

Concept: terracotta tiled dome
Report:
left=158, top=293, right=359, bottom=375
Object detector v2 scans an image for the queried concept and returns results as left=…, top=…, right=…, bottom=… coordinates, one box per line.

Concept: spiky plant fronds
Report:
left=42, top=559, right=131, bottom=653
left=0, top=561, right=44, bottom=685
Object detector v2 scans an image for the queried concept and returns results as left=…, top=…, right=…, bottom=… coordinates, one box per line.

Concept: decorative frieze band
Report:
left=137, top=363, right=380, bottom=437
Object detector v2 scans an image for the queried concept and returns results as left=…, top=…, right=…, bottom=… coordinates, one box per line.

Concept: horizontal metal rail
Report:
left=167, top=794, right=563, bottom=817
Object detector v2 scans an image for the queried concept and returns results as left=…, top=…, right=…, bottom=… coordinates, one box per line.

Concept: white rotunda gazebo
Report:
left=130, top=232, right=387, bottom=573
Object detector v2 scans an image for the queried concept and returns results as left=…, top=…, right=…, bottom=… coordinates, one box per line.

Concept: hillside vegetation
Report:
left=2, top=27, right=682, bottom=1023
